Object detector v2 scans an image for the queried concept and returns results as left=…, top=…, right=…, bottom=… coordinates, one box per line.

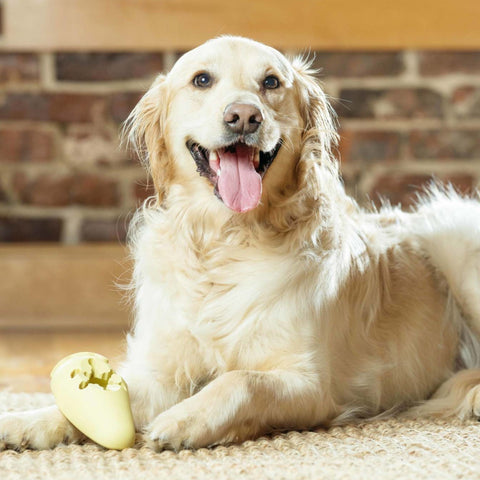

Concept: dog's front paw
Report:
left=145, top=404, right=212, bottom=452
left=0, top=406, right=84, bottom=451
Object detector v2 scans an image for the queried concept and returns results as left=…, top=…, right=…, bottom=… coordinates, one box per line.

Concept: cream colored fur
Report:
left=2, top=36, right=480, bottom=451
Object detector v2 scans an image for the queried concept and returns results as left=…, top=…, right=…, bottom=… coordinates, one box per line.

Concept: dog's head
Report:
left=126, top=36, right=337, bottom=215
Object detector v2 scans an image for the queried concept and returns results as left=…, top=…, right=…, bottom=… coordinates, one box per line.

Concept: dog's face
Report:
left=127, top=36, right=334, bottom=214
left=166, top=37, right=303, bottom=213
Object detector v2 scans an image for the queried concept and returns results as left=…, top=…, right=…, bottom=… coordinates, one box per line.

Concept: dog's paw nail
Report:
left=146, top=436, right=168, bottom=452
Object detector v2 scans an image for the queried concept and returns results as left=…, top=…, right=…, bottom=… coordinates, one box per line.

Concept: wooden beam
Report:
left=1, top=0, right=480, bottom=52
left=0, top=244, right=131, bottom=330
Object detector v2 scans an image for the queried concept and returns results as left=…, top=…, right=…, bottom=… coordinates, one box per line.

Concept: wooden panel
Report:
left=1, top=0, right=480, bottom=51
left=0, top=244, right=131, bottom=330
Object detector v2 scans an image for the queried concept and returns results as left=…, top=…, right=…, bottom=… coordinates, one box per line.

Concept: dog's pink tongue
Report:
left=217, top=145, right=261, bottom=213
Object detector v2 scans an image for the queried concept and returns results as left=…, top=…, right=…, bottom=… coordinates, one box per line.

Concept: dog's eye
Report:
left=193, top=73, right=212, bottom=88
left=263, top=75, right=280, bottom=89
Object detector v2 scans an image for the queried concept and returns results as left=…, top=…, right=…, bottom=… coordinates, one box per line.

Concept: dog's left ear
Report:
left=123, top=74, right=171, bottom=202
left=291, top=57, right=338, bottom=160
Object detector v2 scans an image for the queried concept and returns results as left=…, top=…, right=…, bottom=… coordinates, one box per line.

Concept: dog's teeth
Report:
left=209, top=150, right=220, bottom=174
left=253, top=152, right=260, bottom=169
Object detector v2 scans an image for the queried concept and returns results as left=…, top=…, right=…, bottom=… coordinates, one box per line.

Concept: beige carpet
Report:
left=1, top=392, right=479, bottom=480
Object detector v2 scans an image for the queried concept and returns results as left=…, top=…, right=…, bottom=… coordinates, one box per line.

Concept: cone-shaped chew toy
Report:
left=50, top=352, right=135, bottom=450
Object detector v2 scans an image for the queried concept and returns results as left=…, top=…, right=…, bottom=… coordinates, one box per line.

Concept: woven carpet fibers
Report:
left=1, top=392, right=479, bottom=479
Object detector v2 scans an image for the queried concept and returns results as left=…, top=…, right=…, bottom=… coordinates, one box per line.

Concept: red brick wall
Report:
left=325, top=51, right=480, bottom=210
left=0, top=50, right=479, bottom=243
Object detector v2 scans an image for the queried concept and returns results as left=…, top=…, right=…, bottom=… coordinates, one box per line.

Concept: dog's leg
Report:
left=118, top=328, right=224, bottom=431
left=119, top=366, right=185, bottom=430
left=145, top=370, right=324, bottom=451
left=0, top=405, right=85, bottom=451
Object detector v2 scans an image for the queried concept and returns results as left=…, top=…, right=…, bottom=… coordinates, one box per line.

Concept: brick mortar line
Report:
left=40, top=79, right=154, bottom=94
left=119, top=177, right=138, bottom=210
left=2, top=170, right=18, bottom=204
left=0, top=83, right=45, bottom=93
left=444, top=95, right=457, bottom=127
left=0, top=205, right=133, bottom=217
left=61, top=210, right=83, bottom=244
left=162, top=52, right=179, bottom=72
left=0, top=203, right=135, bottom=217
left=39, top=53, right=55, bottom=90
left=402, top=51, right=420, bottom=81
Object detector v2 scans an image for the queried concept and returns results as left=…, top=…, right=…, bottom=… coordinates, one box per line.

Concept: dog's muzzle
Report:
left=187, top=139, right=282, bottom=213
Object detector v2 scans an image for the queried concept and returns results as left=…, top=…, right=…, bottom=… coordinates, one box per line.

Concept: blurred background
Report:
left=0, top=0, right=479, bottom=391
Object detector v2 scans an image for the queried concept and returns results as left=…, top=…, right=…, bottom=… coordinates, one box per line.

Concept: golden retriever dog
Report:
left=2, top=36, right=480, bottom=451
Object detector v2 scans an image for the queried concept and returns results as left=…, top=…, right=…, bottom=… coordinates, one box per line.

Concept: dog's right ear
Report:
left=123, top=74, right=172, bottom=202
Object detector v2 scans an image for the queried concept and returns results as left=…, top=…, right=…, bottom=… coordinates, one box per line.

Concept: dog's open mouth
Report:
left=187, top=139, right=282, bottom=213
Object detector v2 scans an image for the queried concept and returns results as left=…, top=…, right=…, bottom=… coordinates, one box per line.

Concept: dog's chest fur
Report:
left=132, top=208, right=336, bottom=376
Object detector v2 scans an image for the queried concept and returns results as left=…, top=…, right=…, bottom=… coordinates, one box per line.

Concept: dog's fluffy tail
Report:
left=404, top=368, right=480, bottom=420
left=413, top=184, right=480, bottom=342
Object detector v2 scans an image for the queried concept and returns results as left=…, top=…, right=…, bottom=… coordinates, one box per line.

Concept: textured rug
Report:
left=1, top=392, right=479, bottom=480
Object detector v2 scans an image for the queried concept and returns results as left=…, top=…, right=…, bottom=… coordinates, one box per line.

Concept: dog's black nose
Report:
left=223, top=103, right=263, bottom=135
